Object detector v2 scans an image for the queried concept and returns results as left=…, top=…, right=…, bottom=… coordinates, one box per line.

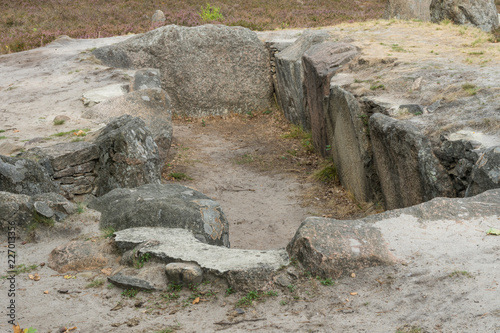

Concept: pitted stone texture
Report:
left=327, top=86, right=379, bottom=203
left=369, top=113, right=453, bottom=209
left=165, top=262, right=203, bottom=286
left=385, top=0, right=432, bottom=21
left=430, top=0, right=499, bottom=32
left=93, top=24, right=273, bottom=117
left=275, top=30, right=330, bottom=130
left=287, top=217, right=394, bottom=279
left=34, top=201, right=54, bottom=218
left=85, top=89, right=172, bottom=162
left=151, top=10, right=166, bottom=24
left=0, top=155, right=58, bottom=195
left=113, top=227, right=289, bottom=291
left=90, top=184, right=229, bottom=247
left=132, top=68, right=162, bottom=91
left=94, top=115, right=161, bottom=197
left=48, top=240, right=109, bottom=273
left=108, top=265, right=167, bottom=291
left=467, top=146, right=500, bottom=197
left=36, top=141, right=99, bottom=171
left=82, top=83, right=128, bottom=106
left=0, top=191, right=33, bottom=231
left=302, top=42, right=359, bottom=156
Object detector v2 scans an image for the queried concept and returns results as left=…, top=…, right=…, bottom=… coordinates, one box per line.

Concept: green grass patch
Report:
left=0, top=136, right=6, bottom=140
left=53, top=119, right=65, bottom=125
left=236, top=290, right=260, bottom=307
left=85, top=278, right=105, bottom=288
left=462, top=83, right=478, bottom=96
left=448, top=270, right=473, bottom=278
left=312, top=160, right=337, bottom=184
left=1, top=263, right=38, bottom=278
left=168, top=172, right=192, bottom=181
left=121, top=288, right=139, bottom=298
left=282, top=125, right=314, bottom=153
left=51, top=128, right=90, bottom=137
left=101, top=226, right=116, bottom=238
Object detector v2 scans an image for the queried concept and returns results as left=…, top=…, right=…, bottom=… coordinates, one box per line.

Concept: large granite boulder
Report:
left=467, top=146, right=500, bottom=197
left=85, top=89, right=173, bottom=162
left=275, top=30, right=330, bottom=130
left=90, top=184, right=230, bottom=247
left=302, top=43, right=359, bottom=157
left=93, top=115, right=161, bottom=197
left=326, top=86, right=380, bottom=203
left=287, top=217, right=394, bottom=279
left=430, top=0, right=499, bottom=32
left=385, top=0, right=432, bottom=21
left=369, top=113, right=453, bottom=209
left=131, top=68, right=162, bottom=91
left=0, top=155, right=58, bottom=195
left=93, top=24, right=273, bottom=117
left=113, top=227, right=288, bottom=291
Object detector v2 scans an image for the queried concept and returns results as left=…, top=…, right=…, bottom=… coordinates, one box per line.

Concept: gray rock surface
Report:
left=287, top=217, right=394, bottom=279
left=132, top=68, right=162, bottom=91
left=302, top=42, right=359, bottom=156
left=93, top=24, right=273, bottom=117
left=35, top=141, right=99, bottom=172
left=275, top=30, right=330, bottom=130
left=326, top=86, right=379, bottom=203
left=90, top=184, right=230, bottom=247
left=108, top=265, right=167, bottom=291
left=85, top=89, right=173, bottom=162
left=0, top=191, right=33, bottom=231
left=430, top=0, right=499, bottom=32
left=467, top=146, right=500, bottom=196
left=82, top=84, right=128, bottom=107
left=113, top=227, right=289, bottom=291
left=151, top=10, right=166, bottom=24
left=0, top=155, right=58, bottom=195
left=385, top=0, right=432, bottom=21
left=0, top=191, right=76, bottom=233
left=93, top=115, right=161, bottom=196
left=369, top=113, right=453, bottom=209
left=48, top=240, right=109, bottom=273
left=165, top=262, right=203, bottom=286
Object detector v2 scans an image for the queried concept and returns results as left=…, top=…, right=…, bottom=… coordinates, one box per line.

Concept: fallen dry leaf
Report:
left=350, top=292, right=358, bottom=296
left=101, top=267, right=112, bottom=276
left=192, top=297, right=200, bottom=305
left=63, top=274, right=76, bottom=279
left=28, top=273, right=40, bottom=281
left=13, top=323, right=22, bottom=333
left=13, top=129, right=20, bottom=133
left=351, top=273, right=356, bottom=278
left=43, top=290, right=49, bottom=294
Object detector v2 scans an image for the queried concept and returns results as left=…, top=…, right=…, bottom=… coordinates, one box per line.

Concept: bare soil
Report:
left=1, top=23, right=500, bottom=333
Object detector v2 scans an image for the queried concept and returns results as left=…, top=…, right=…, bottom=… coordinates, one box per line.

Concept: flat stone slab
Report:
left=82, top=84, right=127, bottom=106
left=113, top=227, right=289, bottom=290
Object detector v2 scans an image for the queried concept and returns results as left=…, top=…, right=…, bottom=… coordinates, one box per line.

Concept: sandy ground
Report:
left=0, top=22, right=500, bottom=333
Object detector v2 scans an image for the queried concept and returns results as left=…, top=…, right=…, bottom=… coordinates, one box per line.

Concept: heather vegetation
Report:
left=0, top=0, right=386, bottom=54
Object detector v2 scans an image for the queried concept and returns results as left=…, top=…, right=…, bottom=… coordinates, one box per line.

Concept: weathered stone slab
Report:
left=430, top=0, right=499, bottom=32
left=287, top=217, right=394, bottom=279
left=369, top=113, right=453, bottom=209
left=467, top=146, right=500, bottom=197
left=48, top=240, right=109, bottom=273
left=90, top=184, right=230, bottom=247
left=93, top=115, right=161, bottom=196
left=108, top=265, right=167, bottom=291
left=82, top=83, right=128, bottom=106
left=275, top=30, right=330, bottom=130
left=385, top=0, right=432, bottom=21
left=326, top=86, right=379, bottom=203
left=0, top=191, right=33, bottom=231
left=93, top=24, right=273, bottom=117
left=302, top=42, right=359, bottom=156
left=37, top=141, right=99, bottom=171
left=0, top=155, right=58, bottom=195
left=113, top=227, right=289, bottom=291
left=53, top=161, right=96, bottom=178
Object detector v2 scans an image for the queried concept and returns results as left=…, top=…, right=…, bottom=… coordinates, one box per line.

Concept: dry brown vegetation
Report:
left=0, top=0, right=386, bottom=54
